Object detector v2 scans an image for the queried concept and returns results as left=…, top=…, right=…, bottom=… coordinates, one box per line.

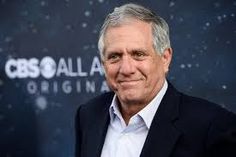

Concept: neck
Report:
left=116, top=80, right=166, bottom=125
left=118, top=101, right=146, bottom=125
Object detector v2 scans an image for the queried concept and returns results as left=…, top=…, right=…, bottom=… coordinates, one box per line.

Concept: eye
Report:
left=132, top=50, right=146, bottom=60
left=106, top=53, right=121, bottom=63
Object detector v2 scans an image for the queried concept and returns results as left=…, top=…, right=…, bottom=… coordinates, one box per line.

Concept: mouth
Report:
left=118, top=79, right=142, bottom=86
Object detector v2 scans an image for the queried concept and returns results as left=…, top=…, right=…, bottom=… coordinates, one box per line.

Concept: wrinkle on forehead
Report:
left=103, top=19, right=153, bottom=54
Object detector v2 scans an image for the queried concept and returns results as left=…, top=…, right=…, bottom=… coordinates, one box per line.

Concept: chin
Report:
left=120, top=93, right=142, bottom=102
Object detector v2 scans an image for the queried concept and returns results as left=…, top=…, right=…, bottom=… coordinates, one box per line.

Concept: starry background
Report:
left=0, top=0, right=236, bottom=156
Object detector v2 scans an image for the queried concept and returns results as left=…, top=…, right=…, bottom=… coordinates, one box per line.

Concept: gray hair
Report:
left=98, top=3, right=171, bottom=59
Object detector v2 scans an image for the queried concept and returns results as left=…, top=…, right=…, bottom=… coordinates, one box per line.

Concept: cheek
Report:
left=104, top=66, right=119, bottom=90
left=104, top=65, right=118, bottom=82
left=140, top=61, right=159, bottom=75
left=143, top=62, right=164, bottom=80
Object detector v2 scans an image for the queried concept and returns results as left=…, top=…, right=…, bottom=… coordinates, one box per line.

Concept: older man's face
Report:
left=102, top=19, right=172, bottom=106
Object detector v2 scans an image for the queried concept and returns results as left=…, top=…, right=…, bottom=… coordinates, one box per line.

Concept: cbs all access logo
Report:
left=4, top=56, right=109, bottom=94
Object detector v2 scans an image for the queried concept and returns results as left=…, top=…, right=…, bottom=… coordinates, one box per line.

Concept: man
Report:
left=75, top=3, right=236, bottom=157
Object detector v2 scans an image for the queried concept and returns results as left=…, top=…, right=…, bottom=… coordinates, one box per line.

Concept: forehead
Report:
left=103, top=20, right=153, bottom=52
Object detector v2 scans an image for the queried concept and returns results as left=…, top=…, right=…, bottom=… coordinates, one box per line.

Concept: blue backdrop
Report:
left=0, top=0, right=235, bottom=156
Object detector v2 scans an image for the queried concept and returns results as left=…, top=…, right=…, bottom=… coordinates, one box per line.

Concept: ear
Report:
left=161, top=48, right=172, bottom=74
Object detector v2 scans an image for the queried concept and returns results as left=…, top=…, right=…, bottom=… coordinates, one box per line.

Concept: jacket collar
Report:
left=83, top=92, right=113, bottom=157
left=140, top=83, right=182, bottom=157
left=89, top=82, right=182, bottom=157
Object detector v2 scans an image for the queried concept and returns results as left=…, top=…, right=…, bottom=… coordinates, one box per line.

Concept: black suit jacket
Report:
left=75, top=83, right=236, bottom=157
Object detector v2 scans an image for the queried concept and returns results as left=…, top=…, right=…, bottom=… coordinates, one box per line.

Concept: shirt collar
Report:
left=109, top=96, right=122, bottom=123
left=138, top=80, right=168, bottom=128
left=109, top=80, right=168, bottom=129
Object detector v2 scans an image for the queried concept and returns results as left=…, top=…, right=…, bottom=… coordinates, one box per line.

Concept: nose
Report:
left=119, top=55, right=136, bottom=76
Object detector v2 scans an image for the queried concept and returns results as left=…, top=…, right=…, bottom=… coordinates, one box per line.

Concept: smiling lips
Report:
left=118, top=79, right=142, bottom=86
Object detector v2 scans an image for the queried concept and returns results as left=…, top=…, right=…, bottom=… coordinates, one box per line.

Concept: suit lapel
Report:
left=85, top=93, right=113, bottom=157
left=140, top=83, right=182, bottom=157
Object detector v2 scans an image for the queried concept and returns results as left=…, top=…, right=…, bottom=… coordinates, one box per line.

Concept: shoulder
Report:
left=177, top=91, right=236, bottom=128
left=76, top=92, right=114, bottom=116
left=180, top=92, right=234, bottom=116
left=167, top=83, right=231, bottom=115
left=80, top=92, right=114, bottom=109
left=167, top=82, right=236, bottom=124
left=167, top=83, right=236, bottom=155
left=179, top=94, right=236, bottom=155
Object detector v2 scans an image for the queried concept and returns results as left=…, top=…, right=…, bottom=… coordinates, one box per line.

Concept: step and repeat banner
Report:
left=0, top=0, right=235, bottom=156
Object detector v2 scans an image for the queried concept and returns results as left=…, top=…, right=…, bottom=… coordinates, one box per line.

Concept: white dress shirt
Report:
left=101, top=80, right=168, bottom=157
